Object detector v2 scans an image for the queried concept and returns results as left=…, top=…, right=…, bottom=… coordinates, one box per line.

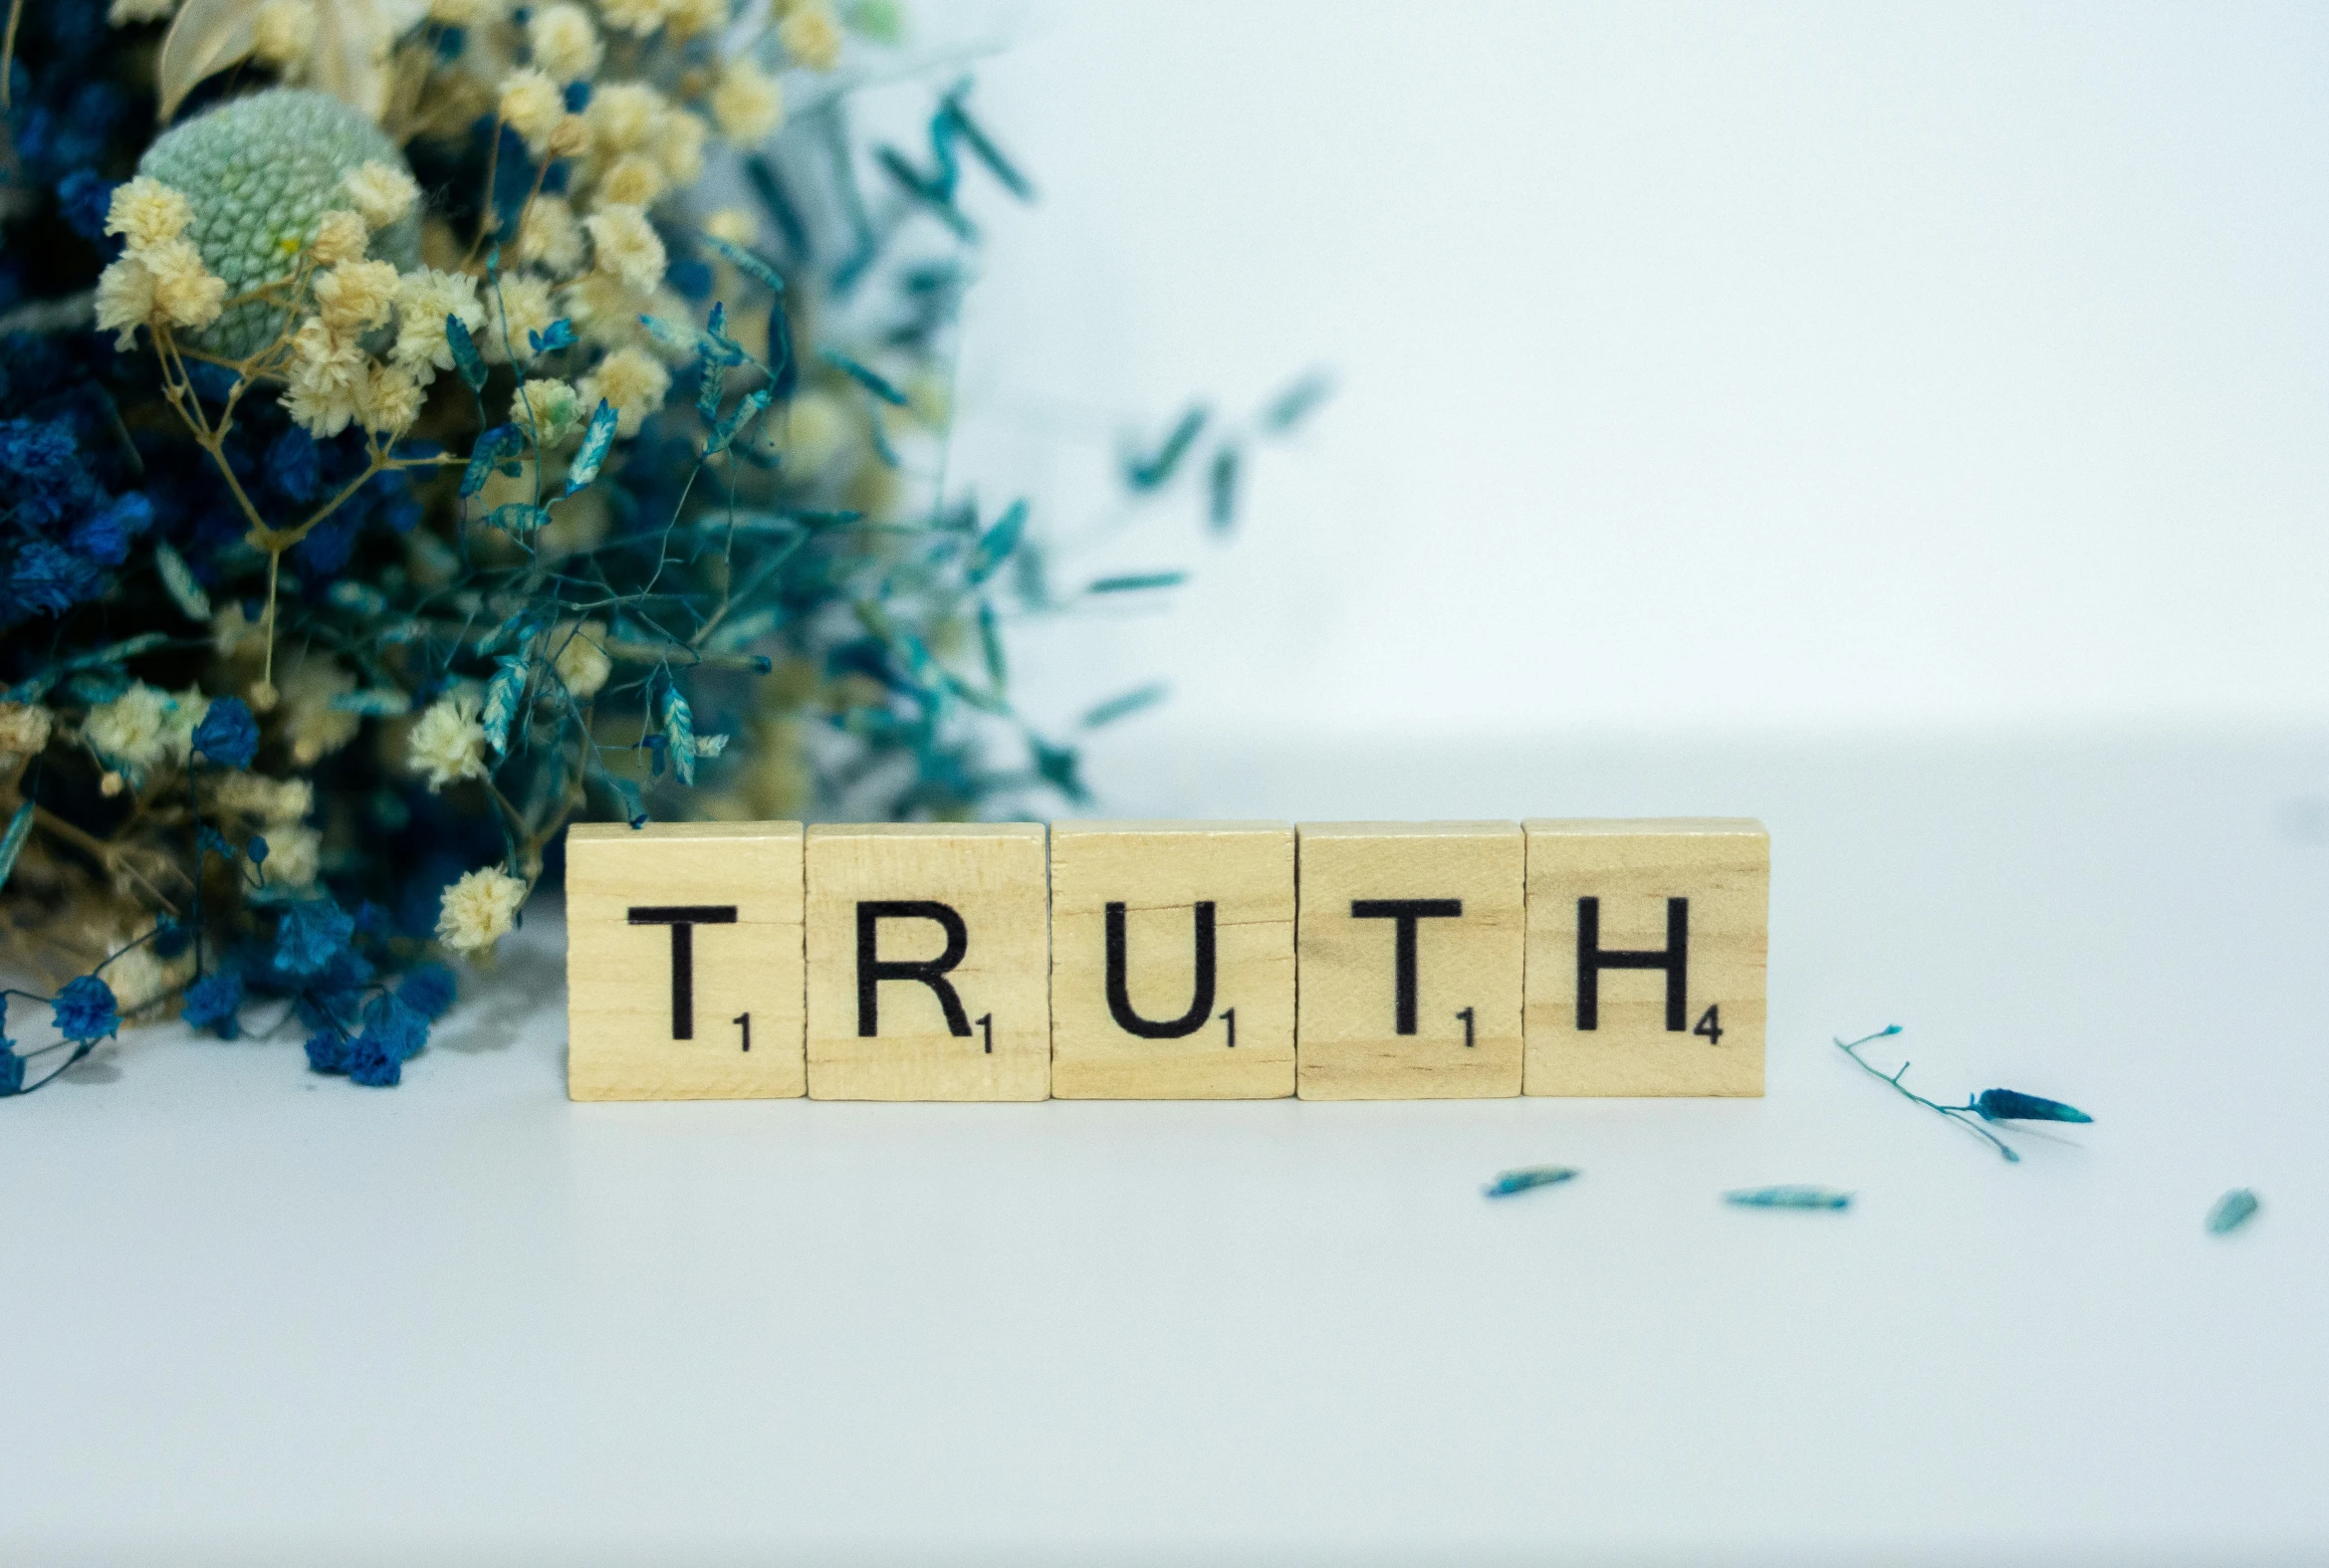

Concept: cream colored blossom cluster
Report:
left=93, top=178, right=228, bottom=350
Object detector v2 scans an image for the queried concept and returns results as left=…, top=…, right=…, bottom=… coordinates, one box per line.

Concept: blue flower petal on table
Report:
left=1483, top=1166, right=1579, bottom=1199
left=1972, top=1088, right=2091, bottom=1124
left=1724, top=1186, right=1852, bottom=1211
left=2208, top=1189, right=2260, bottom=1236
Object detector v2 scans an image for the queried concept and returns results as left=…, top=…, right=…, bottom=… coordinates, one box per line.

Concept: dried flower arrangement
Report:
left=0, top=0, right=1320, bottom=1091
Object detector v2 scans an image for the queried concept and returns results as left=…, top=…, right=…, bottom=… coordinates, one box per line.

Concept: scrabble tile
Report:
left=1049, top=821, right=1295, bottom=1099
left=1294, top=821, right=1524, bottom=1099
left=806, top=822, right=1050, bottom=1101
left=566, top=821, right=805, bottom=1101
left=1521, top=818, right=1768, bottom=1097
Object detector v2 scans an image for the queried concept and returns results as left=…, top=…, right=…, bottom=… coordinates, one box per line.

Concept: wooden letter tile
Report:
left=1294, top=821, right=1524, bottom=1099
left=566, top=821, right=805, bottom=1101
left=1050, top=821, right=1294, bottom=1099
left=806, top=822, right=1050, bottom=1100
left=1522, top=818, right=1768, bottom=1097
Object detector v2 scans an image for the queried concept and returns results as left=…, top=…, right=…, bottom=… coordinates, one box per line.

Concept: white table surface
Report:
left=4, top=728, right=2324, bottom=1566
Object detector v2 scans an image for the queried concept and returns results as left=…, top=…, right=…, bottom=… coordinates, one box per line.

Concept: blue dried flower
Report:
left=361, top=991, right=427, bottom=1063
left=56, top=170, right=116, bottom=246
left=52, top=975, right=118, bottom=1041
left=398, top=963, right=457, bottom=1020
left=192, top=696, right=259, bottom=769
left=0, top=1048, right=21, bottom=1096
left=304, top=1027, right=349, bottom=1075
left=9, top=540, right=106, bottom=615
left=181, top=970, right=244, bottom=1039
left=274, top=900, right=354, bottom=978
left=1971, top=1089, right=2092, bottom=1125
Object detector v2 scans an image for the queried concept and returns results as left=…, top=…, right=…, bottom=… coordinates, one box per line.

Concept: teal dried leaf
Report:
left=1484, top=1166, right=1578, bottom=1199
left=485, top=503, right=551, bottom=535
left=661, top=684, right=697, bottom=786
left=701, top=231, right=786, bottom=295
left=868, top=407, right=900, bottom=468
left=821, top=348, right=908, bottom=406
left=1086, top=571, right=1186, bottom=594
left=1725, top=1186, right=1852, bottom=1211
left=480, top=656, right=528, bottom=756
left=1262, top=370, right=1334, bottom=432
left=462, top=424, right=523, bottom=498
left=1125, top=406, right=1206, bottom=489
left=528, top=318, right=578, bottom=356
left=476, top=610, right=538, bottom=656
left=768, top=300, right=797, bottom=399
left=1973, top=1088, right=2092, bottom=1124
left=328, top=689, right=412, bottom=717
left=1032, top=738, right=1086, bottom=803
left=703, top=301, right=749, bottom=368
left=1208, top=446, right=1241, bottom=533
left=977, top=598, right=1006, bottom=686
left=696, top=357, right=730, bottom=424
left=707, top=388, right=773, bottom=456
left=0, top=800, right=34, bottom=892
left=939, top=89, right=1033, bottom=200
left=1080, top=682, right=1167, bottom=730
left=566, top=400, right=618, bottom=495
left=967, top=500, right=1028, bottom=585
left=2208, top=1189, right=2260, bottom=1235
left=874, top=145, right=975, bottom=239
left=154, top=542, right=211, bottom=621
left=447, top=315, right=488, bottom=393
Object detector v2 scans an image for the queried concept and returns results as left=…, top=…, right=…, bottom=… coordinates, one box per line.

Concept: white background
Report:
left=6, top=7, right=2328, bottom=1565
left=936, top=0, right=2329, bottom=739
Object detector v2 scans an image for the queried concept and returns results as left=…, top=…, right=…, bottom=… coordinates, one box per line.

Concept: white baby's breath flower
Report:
left=103, top=176, right=193, bottom=253
left=84, top=683, right=174, bottom=775
left=499, top=68, right=568, bottom=155
left=363, top=363, right=426, bottom=434
left=312, top=258, right=399, bottom=335
left=483, top=273, right=559, bottom=362
left=597, top=0, right=673, bottom=37
left=702, top=207, right=757, bottom=248
left=582, top=203, right=665, bottom=294
left=516, top=377, right=582, bottom=444
left=143, top=239, right=226, bottom=331
left=593, top=153, right=665, bottom=209
left=586, top=83, right=667, bottom=155
left=528, top=2, right=602, bottom=82
left=94, top=256, right=158, bottom=350
left=108, top=0, right=178, bottom=22
left=777, top=0, right=842, bottom=70
left=516, top=195, right=585, bottom=276
left=308, top=209, right=371, bottom=268
left=576, top=344, right=669, bottom=437
left=711, top=62, right=784, bottom=144
left=656, top=110, right=708, bottom=187
left=160, top=685, right=212, bottom=765
left=278, top=656, right=359, bottom=766
left=392, top=268, right=486, bottom=377
left=282, top=316, right=369, bottom=436
left=212, top=771, right=313, bottom=824
left=548, top=620, right=611, bottom=698
left=344, top=160, right=421, bottom=229
left=258, top=824, right=323, bottom=887
left=427, top=0, right=500, bottom=22
left=435, top=866, right=529, bottom=954
left=0, top=703, right=55, bottom=770
left=407, top=695, right=488, bottom=789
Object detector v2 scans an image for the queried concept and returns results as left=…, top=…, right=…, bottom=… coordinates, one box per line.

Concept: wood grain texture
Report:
left=1522, top=818, right=1768, bottom=1097
left=1294, top=821, right=1524, bottom=1099
left=1049, top=821, right=1294, bottom=1099
left=806, top=822, right=1050, bottom=1101
left=566, top=821, right=805, bottom=1101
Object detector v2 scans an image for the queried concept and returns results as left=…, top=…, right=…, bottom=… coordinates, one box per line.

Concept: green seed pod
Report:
left=137, top=90, right=423, bottom=358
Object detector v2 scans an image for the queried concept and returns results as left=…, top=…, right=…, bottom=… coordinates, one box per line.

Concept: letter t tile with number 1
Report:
left=806, top=822, right=1051, bottom=1100
left=1294, top=821, right=1524, bottom=1099
left=566, top=821, right=807, bottom=1100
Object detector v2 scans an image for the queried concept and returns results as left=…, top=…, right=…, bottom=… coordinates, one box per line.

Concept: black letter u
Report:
left=1104, top=901, right=1217, bottom=1038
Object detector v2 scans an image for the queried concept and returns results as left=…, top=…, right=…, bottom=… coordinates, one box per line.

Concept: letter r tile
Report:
left=1049, top=821, right=1294, bottom=1099
left=1294, top=821, right=1524, bottom=1099
left=806, top=822, right=1050, bottom=1101
left=566, top=821, right=805, bottom=1100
